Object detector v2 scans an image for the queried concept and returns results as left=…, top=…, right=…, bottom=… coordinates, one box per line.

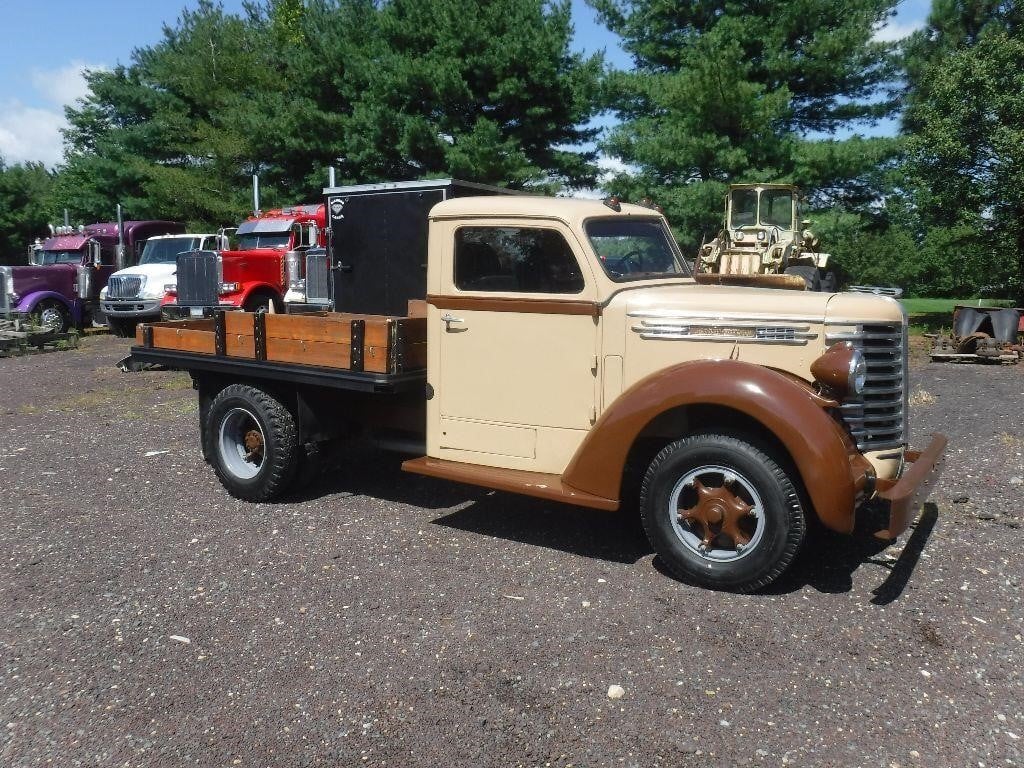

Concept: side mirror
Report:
left=307, top=223, right=319, bottom=247
left=91, top=241, right=102, bottom=267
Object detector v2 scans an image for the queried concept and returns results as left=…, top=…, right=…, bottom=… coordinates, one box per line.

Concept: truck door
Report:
left=429, top=221, right=599, bottom=474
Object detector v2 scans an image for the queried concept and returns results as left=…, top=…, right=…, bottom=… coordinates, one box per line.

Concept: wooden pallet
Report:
left=0, top=317, right=79, bottom=357
left=136, top=309, right=427, bottom=375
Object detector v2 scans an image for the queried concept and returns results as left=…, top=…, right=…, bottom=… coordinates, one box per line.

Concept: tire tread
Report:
left=207, top=384, right=298, bottom=501
left=639, top=433, right=805, bottom=593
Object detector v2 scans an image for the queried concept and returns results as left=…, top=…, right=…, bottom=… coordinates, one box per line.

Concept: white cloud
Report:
left=873, top=18, right=925, bottom=42
left=0, top=61, right=106, bottom=168
left=31, top=60, right=103, bottom=106
left=0, top=102, right=65, bottom=167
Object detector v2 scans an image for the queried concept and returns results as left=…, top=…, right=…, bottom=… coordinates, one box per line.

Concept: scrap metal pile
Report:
left=931, top=305, right=1023, bottom=364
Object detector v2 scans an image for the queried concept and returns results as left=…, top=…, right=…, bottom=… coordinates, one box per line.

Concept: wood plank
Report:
left=150, top=326, right=216, bottom=355
left=265, top=336, right=352, bottom=368
left=224, top=312, right=254, bottom=335
left=264, top=313, right=354, bottom=343
left=225, top=333, right=255, bottom=358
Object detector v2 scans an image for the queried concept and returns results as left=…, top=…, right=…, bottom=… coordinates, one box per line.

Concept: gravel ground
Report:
left=0, top=334, right=1021, bottom=767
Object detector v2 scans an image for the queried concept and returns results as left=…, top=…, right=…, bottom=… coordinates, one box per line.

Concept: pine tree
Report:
left=590, top=0, right=901, bottom=247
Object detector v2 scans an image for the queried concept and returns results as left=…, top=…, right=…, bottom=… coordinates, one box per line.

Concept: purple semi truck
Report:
left=0, top=218, right=184, bottom=333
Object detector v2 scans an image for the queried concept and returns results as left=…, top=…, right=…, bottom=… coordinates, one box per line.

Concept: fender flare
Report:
left=561, top=359, right=860, bottom=533
left=17, top=291, right=80, bottom=321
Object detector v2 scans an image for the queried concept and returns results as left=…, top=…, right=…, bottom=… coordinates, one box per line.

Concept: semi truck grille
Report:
left=825, top=321, right=907, bottom=453
left=107, top=275, right=144, bottom=299
left=176, top=251, right=220, bottom=307
left=305, top=251, right=331, bottom=304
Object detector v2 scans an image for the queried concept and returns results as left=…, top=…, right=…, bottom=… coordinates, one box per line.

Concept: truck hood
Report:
left=9, top=263, right=76, bottom=298
left=616, top=281, right=834, bottom=321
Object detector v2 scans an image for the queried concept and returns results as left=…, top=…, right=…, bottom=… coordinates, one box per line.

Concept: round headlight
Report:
left=757, top=230, right=766, bottom=241
left=811, top=342, right=866, bottom=399
left=735, top=231, right=745, bottom=241
left=848, top=349, right=867, bottom=395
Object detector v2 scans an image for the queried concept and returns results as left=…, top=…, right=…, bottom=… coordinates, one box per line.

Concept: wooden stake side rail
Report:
left=136, top=311, right=427, bottom=375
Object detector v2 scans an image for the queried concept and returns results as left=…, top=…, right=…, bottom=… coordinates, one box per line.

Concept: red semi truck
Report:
left=162, top=204, right=325, bottom=319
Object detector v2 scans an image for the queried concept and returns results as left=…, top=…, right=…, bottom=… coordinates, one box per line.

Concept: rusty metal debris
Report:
left=930, top=305, right=1023, bottom=364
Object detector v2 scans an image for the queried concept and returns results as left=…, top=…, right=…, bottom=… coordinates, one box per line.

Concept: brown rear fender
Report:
left=561, top=359, right=859, bottom=533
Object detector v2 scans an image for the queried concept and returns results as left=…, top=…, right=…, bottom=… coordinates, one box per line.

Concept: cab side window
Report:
left=454, top=226, right=584, bottom=294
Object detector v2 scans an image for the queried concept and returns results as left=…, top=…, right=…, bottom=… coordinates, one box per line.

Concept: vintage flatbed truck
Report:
left=123, top=194, right=946, bottom=592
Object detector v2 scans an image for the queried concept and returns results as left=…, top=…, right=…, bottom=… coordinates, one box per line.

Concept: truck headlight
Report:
left=811, top=343, right=866, bottom=399
left=219, top=282, right=241, bottom=295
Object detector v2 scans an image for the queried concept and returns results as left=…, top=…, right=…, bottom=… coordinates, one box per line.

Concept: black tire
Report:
left=107, top=317, right=137, bottom=338
left=243, top=292, right=281, bottom=314
left=205, top=384, right=298, bottom=501
left=783, top=265, right=821, bottom=291
left=32, top=300, right=70, bottom=333
left=639, top=434, right=805, bottom=593
left=819, top=270, right=837, bottom=293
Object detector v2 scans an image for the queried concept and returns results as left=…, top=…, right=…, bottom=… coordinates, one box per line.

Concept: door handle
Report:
left=441, top=313, right=464, bottom=329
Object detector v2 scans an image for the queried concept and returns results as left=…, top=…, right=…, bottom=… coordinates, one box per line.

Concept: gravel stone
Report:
left=0, top=334, right=1021, bottom=767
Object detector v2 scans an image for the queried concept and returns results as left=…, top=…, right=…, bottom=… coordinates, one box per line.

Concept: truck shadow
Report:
left=751, top=502, right=939, bottom=599
left=293, top=451, right=937, bottom=600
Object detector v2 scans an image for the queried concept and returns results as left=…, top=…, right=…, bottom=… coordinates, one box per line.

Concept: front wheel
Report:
left=205, top=384, right=298, bottom=501
left=783, top=265, right=821, bottom=291
left=107, top=317, right=138, bottom=338
left=32, top=300, right=70, bottom=333
left=639, top=434, right=805, bottom=592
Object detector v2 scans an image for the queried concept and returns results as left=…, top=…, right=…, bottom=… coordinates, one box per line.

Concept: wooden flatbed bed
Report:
left=126, top=308, right=428, bottom=394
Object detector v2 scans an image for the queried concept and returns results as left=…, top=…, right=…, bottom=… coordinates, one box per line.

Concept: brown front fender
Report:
left=561, top=359, right=860, bottom=533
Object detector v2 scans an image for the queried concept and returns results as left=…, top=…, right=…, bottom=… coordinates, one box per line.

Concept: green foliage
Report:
left=55, top=0, right=602, bottom=229
left=0, top=161, right=54, bottom=265
left=591, top=0, right=901, bottom=251
left=905, top=25, right=1024, bottom=300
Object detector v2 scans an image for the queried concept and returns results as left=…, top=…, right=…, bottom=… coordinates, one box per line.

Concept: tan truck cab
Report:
left=127, top=193, right=946, bottom=593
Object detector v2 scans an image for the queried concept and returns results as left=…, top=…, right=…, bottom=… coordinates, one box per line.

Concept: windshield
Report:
left=38, top=250, right=83, bottom=265
left=729, top=190, right=758, bottom=228
left=587, top=218, right=689, bottom=282
left=140, top=237, right=201, bottom=265
left=237, top=232, right=291, bottom=250
left=759, top=189, right=794, bottom=228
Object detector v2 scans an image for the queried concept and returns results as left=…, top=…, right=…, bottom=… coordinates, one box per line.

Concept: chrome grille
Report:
left=106, top=275, right=143, bottom=299
left=176, top=251, right=219, bottom=307
left=825, top=321, right=907, bottom=452
left=305, top=250, right=331, bottom=304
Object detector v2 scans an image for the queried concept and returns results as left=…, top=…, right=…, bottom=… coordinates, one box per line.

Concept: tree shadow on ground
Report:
left=289, top=448, right=938, bottom=601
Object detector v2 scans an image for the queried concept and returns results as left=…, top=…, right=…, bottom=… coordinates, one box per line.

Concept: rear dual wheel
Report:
left=640, top=434, right=805, bottom=592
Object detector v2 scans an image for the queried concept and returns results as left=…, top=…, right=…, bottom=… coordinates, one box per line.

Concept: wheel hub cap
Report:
left=670, top=465, right=766, bottom=562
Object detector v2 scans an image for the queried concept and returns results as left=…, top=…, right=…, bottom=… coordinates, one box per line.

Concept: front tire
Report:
left=32, top=300, right=70, bottom=333
left=783, top=265, right=821, bottom=291
left=639, top=434, right=805, bottom=592
left=205, top=384, right=298, bottom=501
left=107, top=317, right=138, bottom=338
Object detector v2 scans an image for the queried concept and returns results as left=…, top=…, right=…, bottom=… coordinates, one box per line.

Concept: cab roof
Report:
left=429, top=196, right=665, bottom=226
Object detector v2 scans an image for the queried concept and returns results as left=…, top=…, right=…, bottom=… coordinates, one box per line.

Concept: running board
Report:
left=401, top=456, right=619, bottom=511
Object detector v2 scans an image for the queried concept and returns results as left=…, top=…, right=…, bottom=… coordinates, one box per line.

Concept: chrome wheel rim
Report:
left=218, top=407, right=265, bottom=480
left=668, top=464, right=766, bottom=562
left=38, top=306, right=63, bottom=331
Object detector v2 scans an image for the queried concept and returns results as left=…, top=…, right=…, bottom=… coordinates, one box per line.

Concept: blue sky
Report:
left=0, top=0, right=931, bottom=170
